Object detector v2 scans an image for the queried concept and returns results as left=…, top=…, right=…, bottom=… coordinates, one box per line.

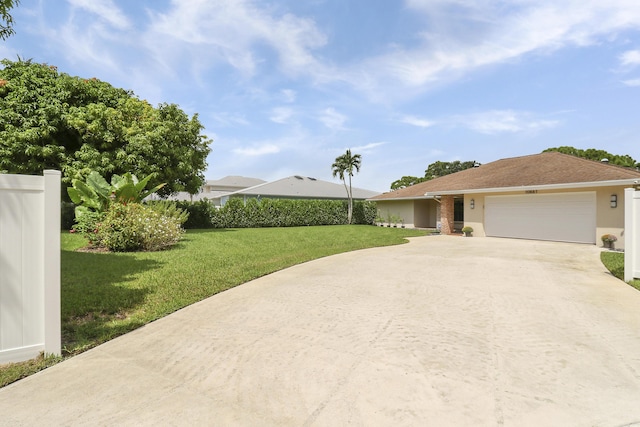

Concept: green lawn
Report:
left=0, top=225, right=428, bottom=387
left=600, top=251, right=640, bottom=292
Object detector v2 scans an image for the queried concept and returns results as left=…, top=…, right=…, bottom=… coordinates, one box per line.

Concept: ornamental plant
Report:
left=601, top=234, right=617, bottom=243
left=95, top=203, right=184, bottom=252
left=68, top=170, right=166, bottom=234
left=68, top=171, right=165, bottom=218
left=68, top=170, right=187, bottom=251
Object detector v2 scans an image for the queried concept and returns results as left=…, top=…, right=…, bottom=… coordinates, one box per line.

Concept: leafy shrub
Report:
left=174, top=200, right=217, bottom=229
left=71, top=210, right=105, bottom=245
left=145, top=201, right=189, bottom=226
left=96, top=203, right=184, bottom=252
left=200, top=198, right=376, bottom=228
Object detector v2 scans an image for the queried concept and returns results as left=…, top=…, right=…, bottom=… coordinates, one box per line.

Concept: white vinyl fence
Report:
left=625, top=188, right=640, bottom=282
left=0, top=171, right=61, bottom=364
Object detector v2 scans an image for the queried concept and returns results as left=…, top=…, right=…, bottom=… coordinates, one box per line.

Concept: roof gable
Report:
left=372, top=152, right=640, bottom=200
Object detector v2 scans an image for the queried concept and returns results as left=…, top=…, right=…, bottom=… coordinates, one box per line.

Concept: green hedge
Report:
left=167, top=198, right=377, bottom=229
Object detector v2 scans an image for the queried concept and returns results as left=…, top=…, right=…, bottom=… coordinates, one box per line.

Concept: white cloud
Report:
left=233, top=143, right=281, bottom=156
left=67, top=0, right=131, bottom=30
left=281, top=89, right=296, bottom=103
left=319, top=108, right=347, bottom=130
left=620, top=49, right=640, bottom=67
left=346, top=1, right=640, bottom=98
left=399, top=115, right=434, bottom=128
left=211, top=112, right=250, bottom=127
left=145, top=0, right=327, bottom=78
left=351, top=142, right=387, bottom=153
left=57, top=24, right=121, bottom=72
left=455, top=110, right=560, bottom=135
left=622, top=78, right=640, bottom=86
left=270, top=107, right=294, bottom=124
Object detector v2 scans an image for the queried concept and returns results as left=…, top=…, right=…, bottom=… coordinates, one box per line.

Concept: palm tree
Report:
left=332, top=149, right=362, bottom=224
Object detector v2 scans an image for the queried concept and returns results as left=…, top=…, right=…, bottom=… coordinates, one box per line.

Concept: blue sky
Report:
left=2, top=0, right=640, bottom=192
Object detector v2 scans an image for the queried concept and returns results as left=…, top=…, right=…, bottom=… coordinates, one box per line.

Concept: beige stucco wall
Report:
left=464, top=194, right=485, bottom=236
left=375, top=199, right=439, bottom=228
left=414, top=199, right=438, bottom=228
left=463, top=186, right=630, bottom=248
left=375, top=200, right=416, bottom=227
left=595, top=186, right=626, bottom=249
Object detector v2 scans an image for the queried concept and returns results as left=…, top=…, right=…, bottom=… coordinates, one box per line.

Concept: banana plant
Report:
left=110, top=172, right=165, bottom=204
left=67, top=171, right=165, bottom=219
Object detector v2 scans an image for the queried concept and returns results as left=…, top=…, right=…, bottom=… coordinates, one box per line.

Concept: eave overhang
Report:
left=424, top=179, right=640, bottom=197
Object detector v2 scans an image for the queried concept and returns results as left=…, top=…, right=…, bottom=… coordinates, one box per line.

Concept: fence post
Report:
left=624, top=188, right=639, bottom=282
left=43, top=170, right=61, bottom=356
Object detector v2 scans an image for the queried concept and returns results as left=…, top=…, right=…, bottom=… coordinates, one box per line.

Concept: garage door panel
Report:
left=485, top=193, right=596, bottom=244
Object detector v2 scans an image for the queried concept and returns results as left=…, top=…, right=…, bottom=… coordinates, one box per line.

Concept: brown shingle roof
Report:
left=371, top=152, right=640, bottom=200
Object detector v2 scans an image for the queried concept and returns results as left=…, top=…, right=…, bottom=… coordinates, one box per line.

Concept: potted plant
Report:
left=601, top=234, right=617, bottom=249
left=462, top=226, right=473, bottom=237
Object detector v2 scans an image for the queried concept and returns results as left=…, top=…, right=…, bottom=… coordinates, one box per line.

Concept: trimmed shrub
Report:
left=352, top=200, right=377, bottom=225
left=175, top=198, right=378, bottom=229
left=175, top=200, right=217, bottom=229
left=96, top=203, right=184, bottom=252
left=71, top=209, right=105, bottom=246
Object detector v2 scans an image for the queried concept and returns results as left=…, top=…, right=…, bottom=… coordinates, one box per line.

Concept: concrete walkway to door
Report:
left=1, top=236, right=640, bottom=426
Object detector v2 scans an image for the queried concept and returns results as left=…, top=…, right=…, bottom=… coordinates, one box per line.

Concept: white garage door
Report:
left=485, top=192, right=596, bottom=244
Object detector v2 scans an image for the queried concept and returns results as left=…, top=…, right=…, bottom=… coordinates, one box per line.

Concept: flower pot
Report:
left=463, top=232, right=472, bottom=237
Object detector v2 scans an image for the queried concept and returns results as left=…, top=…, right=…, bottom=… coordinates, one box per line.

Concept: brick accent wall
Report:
left=440, top=195, right=455, bottom=235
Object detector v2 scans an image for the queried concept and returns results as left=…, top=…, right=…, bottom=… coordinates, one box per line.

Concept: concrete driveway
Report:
left=1, top=236, right=640, bottom=426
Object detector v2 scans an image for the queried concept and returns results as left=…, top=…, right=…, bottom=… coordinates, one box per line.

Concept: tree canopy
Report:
left=390, top=160, right=477, bottom=190
left=0, top=0, right=18, bottom=40
left=390, top=175, right=427, bottom=190
left=0, top=59, right=211, bottom=196
left=543, top=146, right=639, bottom=168
left=424, top=160, right=477, bottom=180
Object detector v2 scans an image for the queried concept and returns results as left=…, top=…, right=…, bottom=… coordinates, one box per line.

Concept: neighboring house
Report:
left=221, top=175, right=380, bottom=205
left=370, top=152, right=640, bottom=249
left=156, top=176, right=266, bottom=205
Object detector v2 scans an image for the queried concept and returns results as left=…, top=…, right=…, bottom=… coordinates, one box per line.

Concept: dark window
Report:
left=454, top=199, right=464, bottom=222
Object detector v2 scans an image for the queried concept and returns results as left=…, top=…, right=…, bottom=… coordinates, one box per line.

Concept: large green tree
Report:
left=0, top=59, right=211, bottom=196
left=0, top=0, right=19, bottom=40
left=543, top=146, right=639, bottom=168
left=390, top=175, right=427, bottom=190
left=332, top=149, right=362, bottom=224
left=424, top=160, right=477, bottom=180
left=389, top=160, right=476, bottom=190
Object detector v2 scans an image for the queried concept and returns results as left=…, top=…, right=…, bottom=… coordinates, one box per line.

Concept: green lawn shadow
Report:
left=61, top=249, right=163, bottom=354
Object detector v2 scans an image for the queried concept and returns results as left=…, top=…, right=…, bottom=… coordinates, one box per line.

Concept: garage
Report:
left=484, top=192, right=596, bottom=244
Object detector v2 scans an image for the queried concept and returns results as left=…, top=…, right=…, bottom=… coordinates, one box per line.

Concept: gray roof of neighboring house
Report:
left=206, top=176, right=266, bottom=188
left=371, top=152, right=640, bottom=200
left=226, top=175, right=380, bottom=200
